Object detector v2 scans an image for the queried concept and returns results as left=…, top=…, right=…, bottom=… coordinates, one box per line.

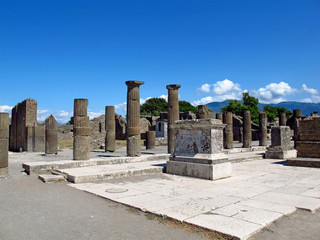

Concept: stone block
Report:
left=296, top=141, right=320, bottom=158
left=127, top=135, right=141, bottom=157
left=0, top=138, right=9, bottom=168
left=73, top=136, right=90, bottom=160
left=265, top=149, right=297, bottom=159
left=73, top=127, right=90, bottom=136
left=74, top=99, right=88, bottom=116
left=73, top=116, right=90, bottom=128
left=287, top=158, right=320, bottom=168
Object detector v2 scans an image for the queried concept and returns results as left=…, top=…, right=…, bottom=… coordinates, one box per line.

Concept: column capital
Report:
left=166, top=84, right=181, bottom=90
left=126, top=80, right=144, bottom=87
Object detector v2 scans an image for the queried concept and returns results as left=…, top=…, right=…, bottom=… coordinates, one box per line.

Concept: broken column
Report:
left=259, top=112, right=268, bottom=146
left=45, top=115, right=58, bottom=155
left=265, top=126, right=296, bottom=159
left=166, top=119, right=230, bottom=180
left=223, top=112, right=233, bottom=149
left=243, top=110, right=252, bottom=148
left=0, top=113, right=9, bottom=175
left=279, top=112, right=286, bottom=126
left=73, top=98, right=90, bottom=160
left=197, top=105, right=209, bottom=119
left=105, top=106, right=115, bottom=152
left=146, top=131, right=156, bottom=150
left=167, top=84, right=181, bottom=154
left=126, top=81, right=144, bottom=157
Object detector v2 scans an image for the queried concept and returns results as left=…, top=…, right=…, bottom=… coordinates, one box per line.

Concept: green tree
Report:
left=263, top=105, right=292, bottom=122
left=67, top=116, right=74, bottom=125
left=140, top=98, right=168, bottom=116
left=221, top=99, right=243, bottom=116
left=179, top=100, right=197, bottom=114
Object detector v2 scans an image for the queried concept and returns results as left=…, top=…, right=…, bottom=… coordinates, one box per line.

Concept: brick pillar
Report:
left=259, top=112, right=267, bottom=146
left=223, top=112, right=233, bottom=149
left=73, top=99, right=90, bottom=160
left=45, top=115, right=58, bottom=154
left=167, top=84, right=181, bottom=154
left=126, top=81, right=144, bottom=157
left=243, top=110, right=252, bottom=148
left=0, top=113, right=9, bottom=175
left=105, top=106, right=115, bottom=152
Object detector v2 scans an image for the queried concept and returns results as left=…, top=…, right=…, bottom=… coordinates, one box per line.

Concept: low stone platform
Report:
left=287, top=158, right=320, bottom=168
left=38, top=174, right=65, bottom=183
left=265, top=149, right=297, bottom=159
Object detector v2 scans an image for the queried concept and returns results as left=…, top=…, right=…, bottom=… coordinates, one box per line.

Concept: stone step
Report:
left=23, top=154, right=169, bottom=175
left=38, top=174, right=65, bottom=183
left=224, top=146, right=267, bottom=154
left=287, top=157, right=320, bottom=168
left=228, top=151, right=265, bottom=163
left=57, top=160, right=166, bottom=183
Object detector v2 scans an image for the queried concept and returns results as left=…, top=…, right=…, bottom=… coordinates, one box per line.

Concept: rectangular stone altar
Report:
left=166, top=119, right=231, bottom=180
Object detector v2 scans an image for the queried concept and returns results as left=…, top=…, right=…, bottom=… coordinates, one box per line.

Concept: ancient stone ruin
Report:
left=223, top=112, right=233, bottom=149
left=166, top=119, right=231, bottom=180
left=243, top=110, right=252, bottom=148
left=9, top=98, right=45, bottom=152
left=0, top=112, right=9, bottom=175
left=105, top=106, right=115, bottom=152
left=259, top=111, right=267, bottom=146
left=45, top=115, right=58, bottom=155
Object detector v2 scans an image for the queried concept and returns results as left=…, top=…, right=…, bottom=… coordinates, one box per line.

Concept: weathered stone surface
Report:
left=223, top=112, right=233, bottom=149
left=115, top=114, right=127, bottom=140
left=287, top=158, right=320, bottom=168
left=74, top=99, right=88, bottom=117
left=243, top=110, right=252, bottom=148
left=279, top=112, right=287, bottom=126
left=259, top=112, right=268, bottom=146
left=105, top=106, right=116, bottom=152
left=45, top=115, right=58, bottom=154
left=140, top=117, right=151, bottom=139
left=180, top=111, right=196, bottom=120
left=146, top=131, right=156, bottom=150
left=27, top=124, right=45, bottom=152
left=126, top=81, right=144, bottom=157
left=73, top=136, right=90, bottom=160
left=167, top=84, right=181, bottom=154
left=197, top=105, right=209, bottom=119
left=216, top=113, right=223, bottom=121
left=0, top=113, right=9, bottom=170
left=297, top=118, right=320, bottom=141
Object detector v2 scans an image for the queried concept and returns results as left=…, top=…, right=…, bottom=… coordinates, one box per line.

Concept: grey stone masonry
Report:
left=279, top=112, right=286, bottom=126
left=146, top=131, right=156, bottom=150
left=126, top=81, right=144, bottom=157
left=167, top=84, right=181, bottom=154
left=223, top=112, right=233, bottom=149
left=105, top=106, right=115, bottom=152
left=197, top=105, right=209, bottom=119
left=45, top=115, right=58, bottom=155
left=0, top=113, right=9, bottom=175
left=216, top=113, right=223, bottom=121
left=73, top=99, right=90, bottom=160
left=259, top=112, right=268, bottom=146
left=243, top=110, right=252, bottom=148
left=166, top=119, right=230, bottom=180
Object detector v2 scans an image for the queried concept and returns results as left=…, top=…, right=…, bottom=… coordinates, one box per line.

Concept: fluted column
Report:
left=223, top=112, right=233, bottom=149
left=0, top=113, right=9, bottom=175
left=105, top=106, right=116, bottom=152
left=259, top=112, right=267, bottom=146
left=243, top=110, right=252, bottom=148
left=126, top=81, right=144, bottom=156
left=146, top=131, right=156, bottom=150
left=73, top=98, right=90, bottom=160
left=167, top=84, right=181, bottom=154
left=45, top=115, right=58, bottom=154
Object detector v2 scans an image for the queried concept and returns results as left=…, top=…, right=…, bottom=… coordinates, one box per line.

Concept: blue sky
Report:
left=1, top=0, right=319, bottom=123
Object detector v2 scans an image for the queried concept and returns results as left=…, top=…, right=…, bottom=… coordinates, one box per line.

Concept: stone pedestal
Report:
left=166, top=119, right=231, bottom=180
left=0, top=113, right=9, bottom=175
left=146, top=131, right=156, bottom=150
left=223, top=112, right=233, bottom=149
left=265, top=126, right=296, bottom=159
left=105, top=106, right=116, bottom=152
left=279, top=112, right=286, bottom=126
left=197, top=105, right=209, bottom=119
left=73, top=99, right=90, bottom=160
left=126, top=81, right=144, bottom=157
left=45, top=115, right=58, bottom=155
left=167, top=84, right=181, bottom=154
left=243, top=110, right=252, bottom=148
left=259, top=112, right=267, bottom=146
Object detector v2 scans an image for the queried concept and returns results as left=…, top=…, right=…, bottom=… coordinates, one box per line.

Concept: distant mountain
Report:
left=206, top=100, right=320, bottom=116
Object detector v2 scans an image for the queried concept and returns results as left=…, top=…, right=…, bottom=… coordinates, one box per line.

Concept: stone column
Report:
left=259, top=112, right=268, bottom=146
left=243, top=110, right=252, bottom=148
left=167, top=84, right=181, bottom=154
left=45, top=115, right=58, bottom=155
left=0, top=113, right=9, bottom=175
left=105, top=106, right=115, bottom=152
left=293, top=109, right=302, bottom=148
left=293, top=109, right=302, bottom=118
left=146, top=131, right=156, bottom=150
left=197, top=105, right=209, bottom=119
left=126, top=81, right=144, bottom=157
left=216, top=113, right=223, bottom=121
left=73, top=99, right=90, bottom=160
left=279, top=112, right=286, bottom=126
left=223, top=112, right=233, bottom=149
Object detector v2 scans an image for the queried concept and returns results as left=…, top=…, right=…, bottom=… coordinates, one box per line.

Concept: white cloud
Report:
left=197, top=83, right=211, bottom=93
left=0, top=105, right=13, bottom=114
left=88, top=111, right=104, bottom=119
left=192, top=96, right=214, bottom=106
left=159, top=95, right=168, bottom=101
left=302, top=84, right=318, bottom=95
left=253, top=82, right=296, bottom=103
left=37, top=110, right=73, bottom=124
left=213, top=79, right=241, bottom=95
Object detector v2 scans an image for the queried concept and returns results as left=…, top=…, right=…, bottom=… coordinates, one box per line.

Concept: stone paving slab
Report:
left=69, top=158, right=320, bottom=240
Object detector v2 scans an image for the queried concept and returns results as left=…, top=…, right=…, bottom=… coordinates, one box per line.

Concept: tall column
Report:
left=126, top=81, right=144, bottom=157
left=167, top=84, right=181, bottom=154
left=259, top=112, right=267, bottom=146
left=146, top=131, right=156, bottom=150
left=73, top=98, right=90, bottom=160
left=279, top=112, right=286, bottom=126
left=293, top=109, right=302, bottom=148
left=197, top=105, right=209, bottom=119
left=243, top=110, right=252, bottom=148
left=105, top=106, right=115, bottom=152
left=0, top=113, right=9, bottom=175
left=45, top=115, right=58, bottom=154
left=223, top=112, right=233, bottom=149
left=216, top=113, right=223, bottom=121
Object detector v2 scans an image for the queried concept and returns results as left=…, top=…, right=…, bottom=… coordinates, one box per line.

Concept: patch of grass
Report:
left=58, top=139, right=73, bottom=149
left=126, top=207, right=141, bottom=215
